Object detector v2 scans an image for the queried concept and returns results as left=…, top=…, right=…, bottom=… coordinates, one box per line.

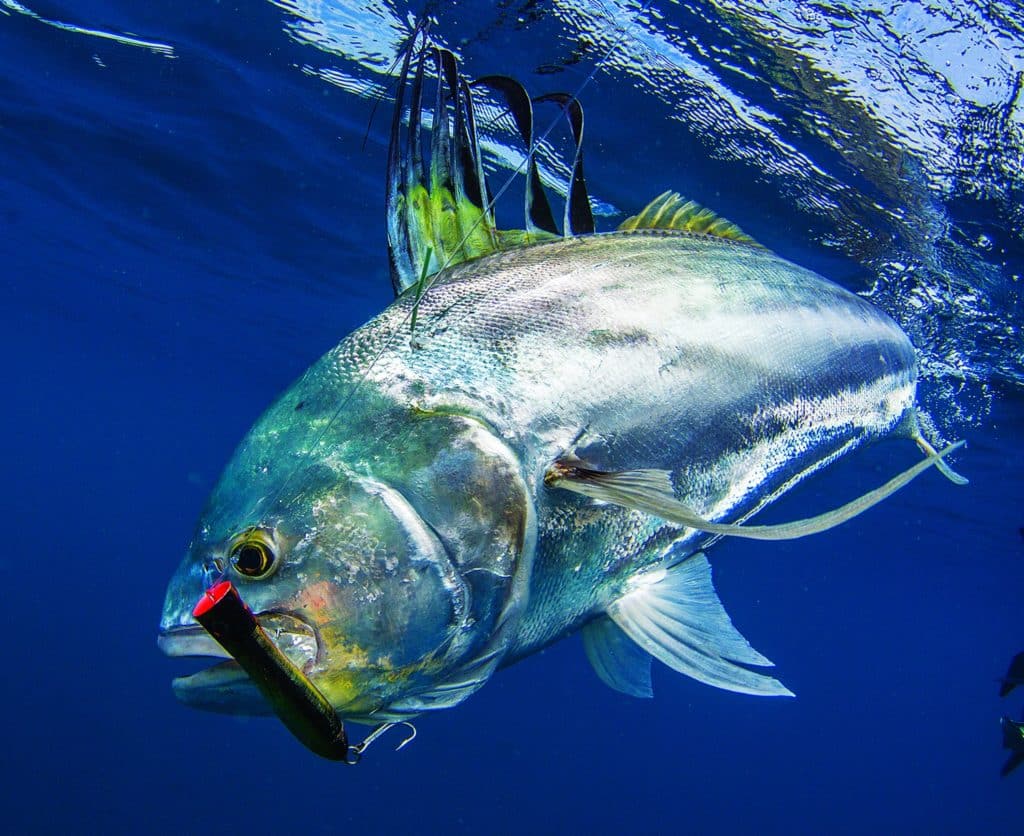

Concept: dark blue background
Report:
left=2, top=2, right=1021, bottom=832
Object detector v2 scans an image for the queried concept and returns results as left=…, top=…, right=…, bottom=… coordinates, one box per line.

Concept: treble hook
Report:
left=344, top=721, right=418, bottom=765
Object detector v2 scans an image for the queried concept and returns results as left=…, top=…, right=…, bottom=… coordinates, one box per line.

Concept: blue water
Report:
left=3, top=1, right=1023, bottom=832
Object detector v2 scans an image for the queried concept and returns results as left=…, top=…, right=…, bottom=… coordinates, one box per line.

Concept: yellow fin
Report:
left=618, top=191, right=757, bottom=245
left=388, top=38, right=580, bottom=296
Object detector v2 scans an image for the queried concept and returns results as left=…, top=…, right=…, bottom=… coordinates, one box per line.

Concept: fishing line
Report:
left=259, top=2, right=652, bottom=516
left=359, top=50, right=410, bottom=153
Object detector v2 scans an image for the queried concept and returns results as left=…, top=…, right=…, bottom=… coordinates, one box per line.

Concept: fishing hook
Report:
left=345, top=721, right=418, bottom=765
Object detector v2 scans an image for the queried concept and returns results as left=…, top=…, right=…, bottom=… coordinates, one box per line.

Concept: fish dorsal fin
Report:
left=472, top=75, right=558, bottom=237
left=618, top=190, right=757, bottom=245
left=545, top=441, right=964, bottom=541
left=534, top=93, right=594, bottom=236
left=608, top=553, right=793, bottom=696
left=387, top=40, right=502, bottom=296
left=387, top=35, right=595, bottom=296
left=581, top=614, right=653, bottom=698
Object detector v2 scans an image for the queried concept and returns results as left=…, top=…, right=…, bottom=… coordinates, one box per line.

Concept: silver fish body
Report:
left=352, top=231, right=918, bottom=656
left=160, top=229, right=919, bottom=719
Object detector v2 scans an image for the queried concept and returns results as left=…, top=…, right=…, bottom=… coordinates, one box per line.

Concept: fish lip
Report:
left=159, top=610, right=323, bottom=712
left=157, top=626, right=231, bottom=660
left=158, top=609, right=321, bottom=661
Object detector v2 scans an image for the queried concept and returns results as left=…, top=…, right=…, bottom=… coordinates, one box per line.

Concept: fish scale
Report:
left=160, top=224, right=936, bottom=720
left=351, top=231, right=915, bottom=483
left=321, top=230, right=919, bottom=660
left=160, top=39, right=962, bottom=734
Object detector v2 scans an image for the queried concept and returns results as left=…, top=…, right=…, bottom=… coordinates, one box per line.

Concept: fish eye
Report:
left=228, top=529, right=277, bottom=579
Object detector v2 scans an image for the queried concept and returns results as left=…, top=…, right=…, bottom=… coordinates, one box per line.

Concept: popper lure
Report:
left=193, top=582, right=350, bottom=761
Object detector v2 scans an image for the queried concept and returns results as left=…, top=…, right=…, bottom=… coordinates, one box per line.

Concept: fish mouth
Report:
left=158, top=612, right=320, bottom=716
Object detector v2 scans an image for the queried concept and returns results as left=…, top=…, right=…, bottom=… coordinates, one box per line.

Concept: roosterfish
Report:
left=158, top=33, right=965, bottom=757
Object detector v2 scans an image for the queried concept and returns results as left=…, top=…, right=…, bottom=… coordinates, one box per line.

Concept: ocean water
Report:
left=3, top=1, right=1023, bottom=832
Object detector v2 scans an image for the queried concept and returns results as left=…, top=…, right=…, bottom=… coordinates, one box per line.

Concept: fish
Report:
left=1000, top=651, right=1024, bottom=697
left=1001, top=716, right=1024, bottom=777
left=159, top=34, right=965, bottom=737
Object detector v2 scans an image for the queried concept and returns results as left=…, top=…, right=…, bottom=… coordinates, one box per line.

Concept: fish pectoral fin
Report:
left=581, top=614, right=653, bottom=698
left=607, top=553, right=793, bottom=697
left=544, top=440, right=965, bottom=541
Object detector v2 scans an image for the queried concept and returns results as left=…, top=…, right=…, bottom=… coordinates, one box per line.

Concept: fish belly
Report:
left=341, top=231, right=918, bottom=657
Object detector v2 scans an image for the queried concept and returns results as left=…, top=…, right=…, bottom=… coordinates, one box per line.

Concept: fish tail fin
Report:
left=1001, top=750, right=1024, bottom=778
left=1002, top=716, right=1024, bottom=776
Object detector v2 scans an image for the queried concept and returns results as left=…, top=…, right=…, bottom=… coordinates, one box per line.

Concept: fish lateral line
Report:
left=544, top=440, right=965, bottom=541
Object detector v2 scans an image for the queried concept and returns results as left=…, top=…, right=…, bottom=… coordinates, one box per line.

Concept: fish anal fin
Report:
left=618, top=190, right=757, bottom=245
left=581, top=614, right=653, bottom=698
left=608, top=554, right=793, bottom=697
